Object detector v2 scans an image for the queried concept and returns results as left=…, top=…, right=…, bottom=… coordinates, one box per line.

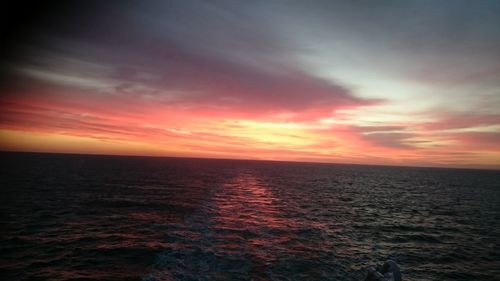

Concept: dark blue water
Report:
left=1, top=152, right=499, bottom=280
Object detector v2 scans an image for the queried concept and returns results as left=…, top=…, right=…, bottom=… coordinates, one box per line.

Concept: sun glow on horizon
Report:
left=1, top=1, right=500, bottom=169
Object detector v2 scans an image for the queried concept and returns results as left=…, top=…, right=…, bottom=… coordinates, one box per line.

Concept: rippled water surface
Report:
left=1, top=152, right=499, bottom=280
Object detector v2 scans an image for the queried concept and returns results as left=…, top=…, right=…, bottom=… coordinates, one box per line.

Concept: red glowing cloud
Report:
left=1, top=1, right=500, bottom=169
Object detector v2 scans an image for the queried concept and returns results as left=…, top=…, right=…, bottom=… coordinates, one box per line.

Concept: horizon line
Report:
left=2, top=149, right=499, bottom=172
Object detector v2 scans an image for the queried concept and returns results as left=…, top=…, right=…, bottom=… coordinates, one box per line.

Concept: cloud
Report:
left=420, top=112, right=500, bottom=131
left=2, top=1, right=380, bottom=122
left=361, top=132, right=417, bottom=149
left=452, top=132, right=500, bottom=148
left=1, top=0, right=500, bottom=168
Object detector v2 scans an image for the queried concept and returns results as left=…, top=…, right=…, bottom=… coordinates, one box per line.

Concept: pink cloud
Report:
left=420, top=112, right=500, bottom=131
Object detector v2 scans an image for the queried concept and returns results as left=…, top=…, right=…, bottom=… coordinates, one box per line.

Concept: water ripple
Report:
left=1, top=153, right=499, bottom=280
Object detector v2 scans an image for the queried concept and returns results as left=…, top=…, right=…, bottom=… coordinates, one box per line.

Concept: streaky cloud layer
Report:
left=1, top=0, right=499, bottom=168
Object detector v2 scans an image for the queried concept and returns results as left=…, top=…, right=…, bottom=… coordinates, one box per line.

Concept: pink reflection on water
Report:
left=210, top=170, right=297, bottom=265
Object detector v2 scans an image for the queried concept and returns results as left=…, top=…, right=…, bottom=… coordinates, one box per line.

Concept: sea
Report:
left=1, top=152, right=499, bottom=281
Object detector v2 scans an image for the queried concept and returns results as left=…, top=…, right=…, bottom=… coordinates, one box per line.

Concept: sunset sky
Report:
left=1, top=0, right=500, bottom=168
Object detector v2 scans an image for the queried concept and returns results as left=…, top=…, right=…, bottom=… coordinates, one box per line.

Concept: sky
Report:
left=1, top=0, right=500, bottom=169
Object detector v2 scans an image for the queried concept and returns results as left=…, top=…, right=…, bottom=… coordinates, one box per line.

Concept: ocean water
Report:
left=1, top=152, right=499, bottom=281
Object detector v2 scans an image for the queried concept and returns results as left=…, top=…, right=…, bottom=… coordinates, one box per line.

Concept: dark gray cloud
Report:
left=362, top=132, right=416, bottom=149
left=3, top=0, right=500, bottom=120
